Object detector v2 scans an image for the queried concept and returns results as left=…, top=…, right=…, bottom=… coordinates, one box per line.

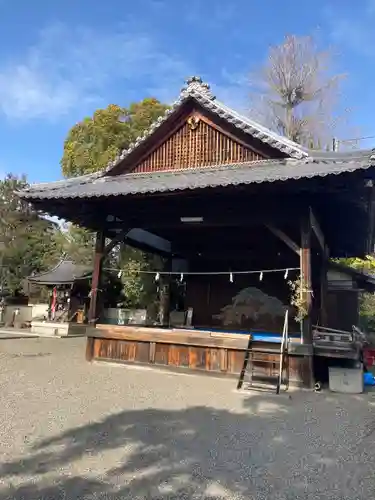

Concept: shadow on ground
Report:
left=0, top=394, right=292, bottom=499
left=0, top=391, right=374, bottom=499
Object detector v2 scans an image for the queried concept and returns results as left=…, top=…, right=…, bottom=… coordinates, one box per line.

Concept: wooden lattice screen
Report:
left=133, top=116, right=264, bottom=173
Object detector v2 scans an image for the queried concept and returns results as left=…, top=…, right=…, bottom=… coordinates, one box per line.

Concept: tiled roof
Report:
left=16, top=76, right=375, bottom=202
left=28, top=260, right=90, bottom=284
left=103, top=76, right=308, bottom=173
left=19, top=153, right=375, bottom=201
left=329, top=261, right=375, bottom=292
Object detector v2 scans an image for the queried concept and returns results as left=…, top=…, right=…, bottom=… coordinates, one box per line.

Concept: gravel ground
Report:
left=0, top=337, right=374, bottom=500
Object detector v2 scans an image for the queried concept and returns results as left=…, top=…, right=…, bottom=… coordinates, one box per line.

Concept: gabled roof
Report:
left=19, top=151, right=375, bottom=200
left=28, top=260, right=90, bottom=285
left=104, top=76, right=308, bottom=175
left=16, top=76, right=375, bottom=203
left=329, top=261, right=375, bottom=293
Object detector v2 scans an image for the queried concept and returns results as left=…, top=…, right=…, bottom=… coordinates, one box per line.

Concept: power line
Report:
left=338, top=135, right=375, bottom=144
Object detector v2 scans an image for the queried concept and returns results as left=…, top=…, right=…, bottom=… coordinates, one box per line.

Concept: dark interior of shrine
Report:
left=28, top=170, right=375, bottom=338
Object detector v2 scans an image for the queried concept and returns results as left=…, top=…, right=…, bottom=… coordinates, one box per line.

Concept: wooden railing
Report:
left=312, top=325, right=365, bottom=359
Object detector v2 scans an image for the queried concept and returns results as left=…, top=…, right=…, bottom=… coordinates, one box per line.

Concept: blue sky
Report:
left=0, top=0, right=374, bottom=182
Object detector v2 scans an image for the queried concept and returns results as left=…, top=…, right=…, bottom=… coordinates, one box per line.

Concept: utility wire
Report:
left=338, top=135, right=375, bottom=143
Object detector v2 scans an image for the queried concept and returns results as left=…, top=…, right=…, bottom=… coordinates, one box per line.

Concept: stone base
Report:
left=30, top=321, right=88, bottom=337
left=329, top=365, right=364, bottom=394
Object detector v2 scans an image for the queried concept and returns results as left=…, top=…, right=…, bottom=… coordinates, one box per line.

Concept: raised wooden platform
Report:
left=86, top=325, right=313, bottom=387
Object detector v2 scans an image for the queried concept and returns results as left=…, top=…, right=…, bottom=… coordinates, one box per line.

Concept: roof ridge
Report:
left=307, top=148, right=375, bottom=160
left=204, top=97, right=308, bottom=158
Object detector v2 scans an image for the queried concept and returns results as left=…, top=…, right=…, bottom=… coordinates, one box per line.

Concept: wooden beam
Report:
left=103, top=228, right=130, bottom=256
left=105, top=208, right=289, bottom=228
left=104, top=197, right=304, bottom=227
left=88, top=231, right=105, bottom=324
left=114, top=235, right=172, bottom=257
left=265, top=224, right=300, bottom=256
left=309, top=207, right=325, bottom=251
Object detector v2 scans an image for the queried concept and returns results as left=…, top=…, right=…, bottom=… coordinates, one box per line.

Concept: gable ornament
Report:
left=187, top=115, right=200, bottom=130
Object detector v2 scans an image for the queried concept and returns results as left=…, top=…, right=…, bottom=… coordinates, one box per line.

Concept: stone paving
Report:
left=0, top=337, right=374, bottom=499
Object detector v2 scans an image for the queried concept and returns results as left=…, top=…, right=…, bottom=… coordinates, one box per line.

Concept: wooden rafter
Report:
left=309, top=207, right=326, bottom=252
left=103, top=228, right=130, bottom=256
left=265, top=224, right=300, bottom=256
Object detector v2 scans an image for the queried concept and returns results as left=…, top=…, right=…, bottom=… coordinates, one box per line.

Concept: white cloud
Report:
left=323, top=1, right=375, bottom=58
left=0, top=64, right=80, bottom=119
left=0, top=20, right=252, bottom=123
left=0, top=22, right=192, bottom=121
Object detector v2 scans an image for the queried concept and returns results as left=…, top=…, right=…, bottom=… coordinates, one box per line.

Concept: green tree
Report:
left=55, top=223, right=95, bottom=265
left=52, top=226, right=160, bottom=309
left=61, top=98, right=167, bottom=178
left=116, top=245, right=162, bottom=309
left=0, top=174, right=60, bottom=296
left=335, top=255, right=375, bottom=336
left=335, top=255, right=375, bottom=272
left=60, top=97, right=168, bottom=308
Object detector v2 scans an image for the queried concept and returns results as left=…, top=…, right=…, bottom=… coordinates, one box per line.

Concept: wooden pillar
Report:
left=85, top=337, right=95, bottom=361
left=159, top=257, right=171, bottom=326
left=300, top=213, right=314, bottom=388
left=300, top=214, right=312, bottom=345
left=88, top=231, right=105, bottom=325
left=320, top=246, right=329, bottom=327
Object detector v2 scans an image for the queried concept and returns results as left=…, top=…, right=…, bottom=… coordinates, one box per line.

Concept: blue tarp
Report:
left=364, top=372, right=375, bottom=386
left=190, top=327, right=300, bottom=343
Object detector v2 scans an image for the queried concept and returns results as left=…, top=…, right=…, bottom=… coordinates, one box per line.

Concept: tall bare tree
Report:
left=249, top=35, right=345, bottom=149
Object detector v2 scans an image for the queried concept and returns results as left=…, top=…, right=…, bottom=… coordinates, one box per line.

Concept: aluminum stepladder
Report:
left=237, top=310, right=289, bottom=393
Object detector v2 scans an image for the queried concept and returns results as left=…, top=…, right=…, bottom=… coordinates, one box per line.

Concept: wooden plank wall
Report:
left=133, top=116, right=264, bottom=173
left=88, top=337, right=311, bottom=385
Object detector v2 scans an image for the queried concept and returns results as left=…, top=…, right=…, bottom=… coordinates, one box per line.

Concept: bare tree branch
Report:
left=249, top=35, right=348, bottom=149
